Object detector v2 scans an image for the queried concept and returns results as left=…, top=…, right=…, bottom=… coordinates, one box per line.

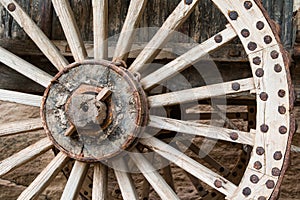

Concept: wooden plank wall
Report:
left=0, top=0, right=293, bottom=47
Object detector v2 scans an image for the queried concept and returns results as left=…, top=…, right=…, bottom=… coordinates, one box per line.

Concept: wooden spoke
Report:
left=112, top=158, right=139, bottom=200
left=140, top=136, right=237, bottom=196
left=52, top=0, right=87, bottom=62
left=148, top=78, right=255, bottom=107
left=0, top=138, right=53, bottom=177
left=0, top=89, right=42, bottom=107
left=61, top=161, right=89, bottom=200
left=92, top=163, right=108, bottom=200
left=149, top=115, right=254, bottom=145
left=92, top=0, right=108, bottom=60
left=0, top=47, right=53, bottom=87
left=141, top=25, right=237, bottom=89
left=130, top=148, right=179, bottom=200
left=0, top=118, right=42, bottom=138
left=129, top=0, right=200, bottom=72
left=17, top=152, right=69, bottom=200
left=0, top=0, right=68, bottom=71
left=113, top=0, right=147, bottom=62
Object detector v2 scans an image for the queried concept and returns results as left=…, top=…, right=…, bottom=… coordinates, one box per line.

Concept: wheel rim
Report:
left=0, top=0, right=294, bottom=199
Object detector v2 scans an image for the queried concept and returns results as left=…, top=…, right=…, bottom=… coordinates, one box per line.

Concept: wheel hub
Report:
left=41, top=61, right=148, bottom=162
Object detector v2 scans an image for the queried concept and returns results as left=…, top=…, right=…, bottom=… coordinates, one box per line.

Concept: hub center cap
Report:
left=41, top=61, right=148, bottom=162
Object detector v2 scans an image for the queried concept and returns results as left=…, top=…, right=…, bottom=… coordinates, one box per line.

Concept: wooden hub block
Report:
left=41, top=61, right=148, bottom=162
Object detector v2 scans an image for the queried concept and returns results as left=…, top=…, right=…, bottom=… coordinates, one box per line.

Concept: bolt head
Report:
left=273, top=151, right=282, bottom=160
left=185, top=0, right=193, bottom=5
left=266, top=180, right=275, bottom=189
left=279, top=126, right=287, bottom=134
left=241, top=29, right=250, bottom=38
left=7, top=3, right=16, bottom=12
left=260, top=124, right=269, bottom=133
left=232, top=82, right=240, bottom=91
left=214, top=34, right=223, bottom=43
left=244, top=1, right=253, bottom=9
left=229, top=11, right=239, bottom=20
left=278, top=89, right=286, bottom=98
left=278, top=106, right=286, bottom=114
left=255, top=68, right=264, bottom=77
left=256, top=147, right=265, bottom=155
left=242, top=187, right=251, bottom=196
left=258, top=196, right=267, bottom=200
left=254, top=161, right=262, bottom=170
left=248, top=42, right=257, bottom=51
left=271, top=50, right=279, bottom=59
left=253, top=57, right=261, bottom=65
left=230, top=132, right=239, bottom=140
left=250, top=174, right=259, bottom=184
left=272, top=167, right=281, bottom=176
left=214, top=179, right=222, bottom=188
left=259, top=92, right=268, bottom=101
left=274, top=64, right=282, bottom=73
left=264, top=35, right=272, bottom=44
left=256, top=21, right=265, bottom=30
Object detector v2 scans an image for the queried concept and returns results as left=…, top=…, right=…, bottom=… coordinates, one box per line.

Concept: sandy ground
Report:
left=0, top=101, right=299, bottom=200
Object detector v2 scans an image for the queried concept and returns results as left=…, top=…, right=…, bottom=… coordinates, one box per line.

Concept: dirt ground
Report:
left=0, top=101, right=299, bottom=200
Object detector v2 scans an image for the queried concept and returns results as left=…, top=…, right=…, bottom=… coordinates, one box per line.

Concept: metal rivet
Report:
left=241, top=29, right=250, bottom=38
left=242, top=187, right=251, bottom=196
left=214, top=180, right=222, bottom=188
left=214, top=34, right=223, bottom=43
left=278, top=106, right=286, bottom=114
left=271, top=50, right=279, bottom=59
left=274, top=64, right=282, bottom=72
left=264, top=35, right=272, bottom=44
left=255, top=68, right=264, bottom=77
left=274, top=151, right=282, bottom=160
left=272, top=167, right=281, bottom=176
left=229, top=11, right=238, bottom=20
left=260, top=124, right=269, bottom=133
left=248, top=42, right=257, bottom=51
left=7, top=3, right=16, bottom=12
left=256, top=147, right=265, bottom=155
left=185, top=0, right=193, bottom=5
left=278, top=89, right=286, bottom=98
left=254, top=161, right=262, bottom=170
left=230, top=132, right=239, bottom=140
left=279, top=126, right=287, bottom=134
left=256, top=21, right=265, bottom=30
left=266, top=180, right=275, bottom=189
left=258, top=197, right=267, bottom=200
left=250, top=174, right=259, bottom=184
left=253, top=57, right=261, bottom=65
left=259, top=92, right=268, bottom=101
left=244, top=1, right=253, bottom=9
left=232, top=82, right=240, bottom=91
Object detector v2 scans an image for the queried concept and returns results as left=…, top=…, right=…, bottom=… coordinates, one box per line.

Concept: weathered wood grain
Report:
left=0, top=138, right=53, bottom=177
left=0, top=118, right=42, bottom=137
left=148, top=78, right=255, bottom=107
left=61, top=161, right=89, bottom=200
left=140, top=135, right=237, bottom=197
left=130, top=148, right=179, bottom=200
left=17, top=152, right=69, bottom=200
left=149, top=115, right=255, bottom=145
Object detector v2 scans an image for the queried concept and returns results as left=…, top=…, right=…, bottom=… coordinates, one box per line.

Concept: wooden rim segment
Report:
left=0, top=0, right=294, bottom=199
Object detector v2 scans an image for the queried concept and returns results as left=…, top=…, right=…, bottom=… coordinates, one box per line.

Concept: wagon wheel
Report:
left=0, top=0, right=294, bottom=199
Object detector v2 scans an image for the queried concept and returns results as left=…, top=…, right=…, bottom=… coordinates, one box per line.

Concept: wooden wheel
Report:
left=0, top=0, right=294, bottom=199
